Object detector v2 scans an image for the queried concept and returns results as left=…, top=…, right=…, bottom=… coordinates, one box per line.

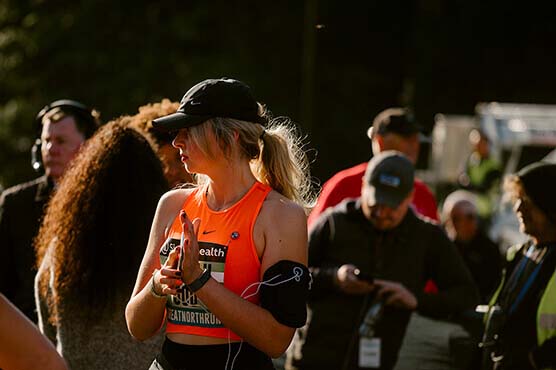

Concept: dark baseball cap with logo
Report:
left=367, top=107, right=423, bottom=139
left=364, top=151, right=415, bottom=208
left=152, top=78, right=267, bottom=131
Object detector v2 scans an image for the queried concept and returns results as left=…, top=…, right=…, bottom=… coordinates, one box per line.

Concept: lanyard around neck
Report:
left=508, top=245, right=552, bottom=315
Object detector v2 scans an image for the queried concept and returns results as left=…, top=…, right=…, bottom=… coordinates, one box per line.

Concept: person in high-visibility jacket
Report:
left=480, top=162, right=556, bottom=370
left=458, top=129, right=502, bottom=222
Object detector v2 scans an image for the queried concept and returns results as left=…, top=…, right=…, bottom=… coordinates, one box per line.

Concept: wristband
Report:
left=187, top=268, right=211, bottom=293
left=149, top=270, right=167, bottom=299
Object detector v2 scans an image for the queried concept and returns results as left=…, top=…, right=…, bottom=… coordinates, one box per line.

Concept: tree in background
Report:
left=2, top=0, right=556, bottom=190
left=0, top=0, right=306, bottom=189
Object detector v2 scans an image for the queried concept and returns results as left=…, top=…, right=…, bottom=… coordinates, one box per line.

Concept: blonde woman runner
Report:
left=126, top=78, right=314, bottom=370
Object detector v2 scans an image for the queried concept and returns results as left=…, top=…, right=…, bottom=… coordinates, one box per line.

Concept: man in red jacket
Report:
left=308, top=107, right=438, bottom=227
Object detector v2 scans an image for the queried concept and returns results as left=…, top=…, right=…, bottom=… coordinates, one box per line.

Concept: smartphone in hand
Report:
left=178, top=211, right=187, bottom=272
left=178, top=231, right=185, bottom=272
left=354, top=268, right=374, bottom=284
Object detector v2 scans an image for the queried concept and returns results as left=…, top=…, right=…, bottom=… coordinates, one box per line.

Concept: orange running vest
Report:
left=159, top=182, right=271, bottom=340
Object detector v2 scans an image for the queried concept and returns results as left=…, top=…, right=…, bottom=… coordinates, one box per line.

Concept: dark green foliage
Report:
left=0, top=0, right=308, bottom=189
left=2, top=0, right=556, bottom=190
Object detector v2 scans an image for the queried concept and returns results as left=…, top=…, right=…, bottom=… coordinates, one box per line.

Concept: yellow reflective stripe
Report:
left=537, top=270, right=556, bottom=345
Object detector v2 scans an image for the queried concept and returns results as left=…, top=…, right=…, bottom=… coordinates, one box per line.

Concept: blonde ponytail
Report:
left=190, top=116, right=316, bottom=209
left=254, top=119, right=315, bottom=209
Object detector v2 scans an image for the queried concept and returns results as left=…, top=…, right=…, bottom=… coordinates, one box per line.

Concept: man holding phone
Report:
left=289, top=151, right=478, bottom=370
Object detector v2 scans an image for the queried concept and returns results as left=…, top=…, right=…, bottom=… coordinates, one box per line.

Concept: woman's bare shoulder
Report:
left=262, top=190, right=307, bottom=220
left=159, top=187, right=195, bottom=210
left=154, top=187, right=198, bottom=226
left=257, top=190, right=308, bottom=265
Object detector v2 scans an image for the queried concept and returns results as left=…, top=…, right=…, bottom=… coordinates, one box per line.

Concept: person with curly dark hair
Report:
left=125, top=78, right=314, bottom=370
left=34, top=121, right=169, bottom=370
left=122, top=98, right=194, bottom=188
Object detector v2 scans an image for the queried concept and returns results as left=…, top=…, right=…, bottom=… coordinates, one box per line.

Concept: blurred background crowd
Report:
left=2, top=1, right=556, bottom=370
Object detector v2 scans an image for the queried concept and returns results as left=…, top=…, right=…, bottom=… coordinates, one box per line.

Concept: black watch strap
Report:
left=187, top=269, right=211, bottom=293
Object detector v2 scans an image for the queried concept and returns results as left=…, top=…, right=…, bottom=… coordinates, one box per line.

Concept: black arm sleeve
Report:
left=260, top=260, right=311, bottom=328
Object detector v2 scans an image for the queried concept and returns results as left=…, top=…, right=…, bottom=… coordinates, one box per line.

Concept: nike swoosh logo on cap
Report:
left=202, top=230, right=216, bottom=235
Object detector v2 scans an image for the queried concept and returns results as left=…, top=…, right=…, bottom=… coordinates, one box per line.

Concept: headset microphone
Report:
left=31, top=138, right=43, bottom=172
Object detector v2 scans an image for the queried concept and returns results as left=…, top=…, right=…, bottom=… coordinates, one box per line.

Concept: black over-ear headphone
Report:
left=32, top=99, right=100, bottom=172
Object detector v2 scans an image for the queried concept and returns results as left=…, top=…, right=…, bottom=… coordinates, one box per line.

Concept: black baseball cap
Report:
left=367, top=107, right=423, bottom=139
left=152, top=78, right=267, bottom=131
left=364, top=151, right=415, bottom=208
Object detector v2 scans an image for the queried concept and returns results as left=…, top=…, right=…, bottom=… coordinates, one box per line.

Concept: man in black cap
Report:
left=480, top=161, right=556, bottom=370
left=289, top=151, right=478, bottom=370
left=307, top=107, right=438, bottom=227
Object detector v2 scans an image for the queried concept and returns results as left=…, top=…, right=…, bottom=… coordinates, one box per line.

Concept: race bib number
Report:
left=160, top=238, right=228, bottom=328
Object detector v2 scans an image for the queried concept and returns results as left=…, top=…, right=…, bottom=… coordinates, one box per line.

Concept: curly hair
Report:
left=35, top=121, right=168, bottom=323
left=123, top=98, right=179, bottom=145
left=119, top=99, right=193, bottom=188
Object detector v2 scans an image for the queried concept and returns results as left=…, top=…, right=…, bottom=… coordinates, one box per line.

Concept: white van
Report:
left=426, top=103, right=556, bottom=251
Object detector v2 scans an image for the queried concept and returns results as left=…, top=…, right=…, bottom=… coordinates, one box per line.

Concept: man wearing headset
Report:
left=0, top=100, right=100, bottom=321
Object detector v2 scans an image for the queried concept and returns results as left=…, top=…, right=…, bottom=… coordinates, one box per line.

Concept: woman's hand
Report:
left=156, top=247, right=183, bottom=296
left=160, top=210, right=203, bottom=288
left=158, top=211, right=203, bottom=292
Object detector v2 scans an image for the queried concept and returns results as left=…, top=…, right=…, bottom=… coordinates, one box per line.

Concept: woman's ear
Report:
left=233, top=130, right=239, bottom=142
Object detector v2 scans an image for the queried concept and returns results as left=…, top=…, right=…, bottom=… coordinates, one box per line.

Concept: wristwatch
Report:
left=187, top=268, right=211, bottom=293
